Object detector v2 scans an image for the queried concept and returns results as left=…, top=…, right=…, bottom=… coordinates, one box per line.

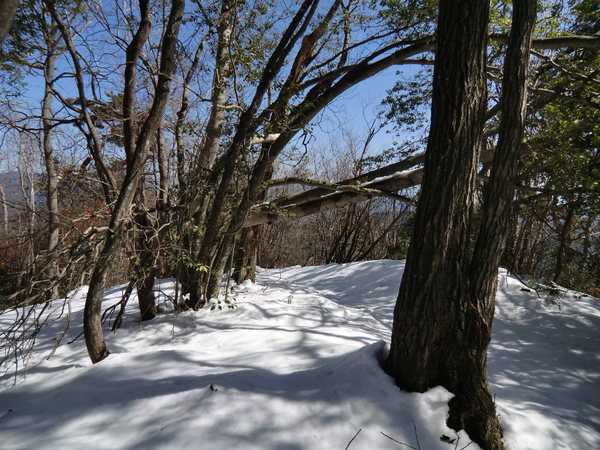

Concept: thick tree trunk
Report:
left=470, top=0, right=537, bottom=321
left=386, top=1, right=536, bottom=449
left=137, top=268, right=157, bottom=321
left=384, top=0, right=502, bottom=448
left=466, top=1, right=536, bottom=443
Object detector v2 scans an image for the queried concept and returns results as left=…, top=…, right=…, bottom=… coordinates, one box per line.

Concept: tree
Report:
left=82, top=0, right=184, bottom=363
left=384, top=1, right=537, bottom=449
left=40, top=12, right=60, bottom=302
left=1, top=0, right=598, bottom=374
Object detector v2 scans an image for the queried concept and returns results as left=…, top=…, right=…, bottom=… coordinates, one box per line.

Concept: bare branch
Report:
left=492, top=34, right=600, bottom=49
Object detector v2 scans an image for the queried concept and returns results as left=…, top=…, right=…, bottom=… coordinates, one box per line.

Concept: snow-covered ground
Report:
left=0, top=260, right=598, bottom=449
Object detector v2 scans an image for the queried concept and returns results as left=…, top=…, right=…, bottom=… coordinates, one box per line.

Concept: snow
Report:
left=0, top=260, right=599, bottom=449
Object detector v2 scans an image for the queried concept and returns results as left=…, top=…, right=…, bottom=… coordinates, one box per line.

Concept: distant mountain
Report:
left=0, top=171, right=24, bottom=206
left=0, top=171, right=46, bottom=216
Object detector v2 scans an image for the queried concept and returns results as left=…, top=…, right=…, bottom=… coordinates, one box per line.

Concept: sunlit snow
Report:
left=1, top=260, right=599, bottom=449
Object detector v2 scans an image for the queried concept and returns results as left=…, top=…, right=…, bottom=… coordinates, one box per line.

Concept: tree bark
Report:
left=196, top=0, right=233, bottom=172
left=41, top=29, right=60, bottom=301
left=384, top=0, right=503, bottom=448
left=134, top=208, right=158, bottom=321
left=386, top=0, right=537, bottom=448
left=123, top=0, right=152, bottom=170
left=84, top=0, right=184, bottom=363
left=0, top=0, right=19, bottom=49
left=0, top=184, right=7, bottom=236
left=233, top=226, right=259, bottom=283
left=465, top=0, right=537, bottom=443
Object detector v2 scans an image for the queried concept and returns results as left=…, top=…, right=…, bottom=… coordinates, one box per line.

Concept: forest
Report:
left=0, top=1, right=599, bottom=449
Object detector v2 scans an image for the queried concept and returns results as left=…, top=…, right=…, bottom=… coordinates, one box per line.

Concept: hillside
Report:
left=0, top=260, right=598, bottom=449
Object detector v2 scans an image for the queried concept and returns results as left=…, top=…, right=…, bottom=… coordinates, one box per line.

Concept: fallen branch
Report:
left=345, top=428, right=362, bottom=450
left=380, top=431, right=419, bottom=450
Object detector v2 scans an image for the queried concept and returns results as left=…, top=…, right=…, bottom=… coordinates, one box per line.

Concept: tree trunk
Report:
left=155, top=127, right=170, bottom=278
left=0, top=0, right=19, bottom=49
left=137, top=267, right=157, bottom=321
left=84, top=0, right=184, bottom=363
left=384, top=0, right=500, bottom=448
left=465, top=0, right=536, bottom=442
left=233, top=226, right=259, bottom=283
left=386, top=1, right=536, bottom=448
left=196, top=0, right=233, bottom=172
left=42, top=32, right=60, bottom=301
left=134, top=207, right=158, bottom=321
left=553, top=204, right=575, bottom=283
left=0, top=184, right=7, bottom=236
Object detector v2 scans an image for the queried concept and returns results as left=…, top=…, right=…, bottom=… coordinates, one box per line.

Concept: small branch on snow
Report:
left=380, top=431, right=419, bottom=449
left=412, top=421, right=421, bottom=450
left=345, top=428, right=361, bottom=450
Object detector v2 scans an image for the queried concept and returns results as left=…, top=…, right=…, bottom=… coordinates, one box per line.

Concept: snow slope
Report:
left=0, top=260, right=598, bottom=449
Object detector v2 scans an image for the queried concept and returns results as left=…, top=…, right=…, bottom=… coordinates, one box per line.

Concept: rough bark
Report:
left=463, top=2, right=536, bottom=444
left=384, top=0, right=504, bottom=449
left=84, top=0, right=184, bottom=363
left=0, top=0, right=19, bottom=49
left=470, top=0, right=538, bottom=321
left=386, top=0, right=537, bottom=448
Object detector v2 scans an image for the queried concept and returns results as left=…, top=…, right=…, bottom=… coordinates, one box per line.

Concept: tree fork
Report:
left=83, top=0, right=184, bottom=363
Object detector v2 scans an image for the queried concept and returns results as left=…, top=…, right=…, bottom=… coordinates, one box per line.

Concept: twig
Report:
left=380, top=432, right=418, bottom=449
left=412, top=421, right=421, bottom=450
left=345, top=428, right=361, bottom=450
left=44, top=292, right=74, bottom=360
left=67, top=330, right=84, bottom=345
